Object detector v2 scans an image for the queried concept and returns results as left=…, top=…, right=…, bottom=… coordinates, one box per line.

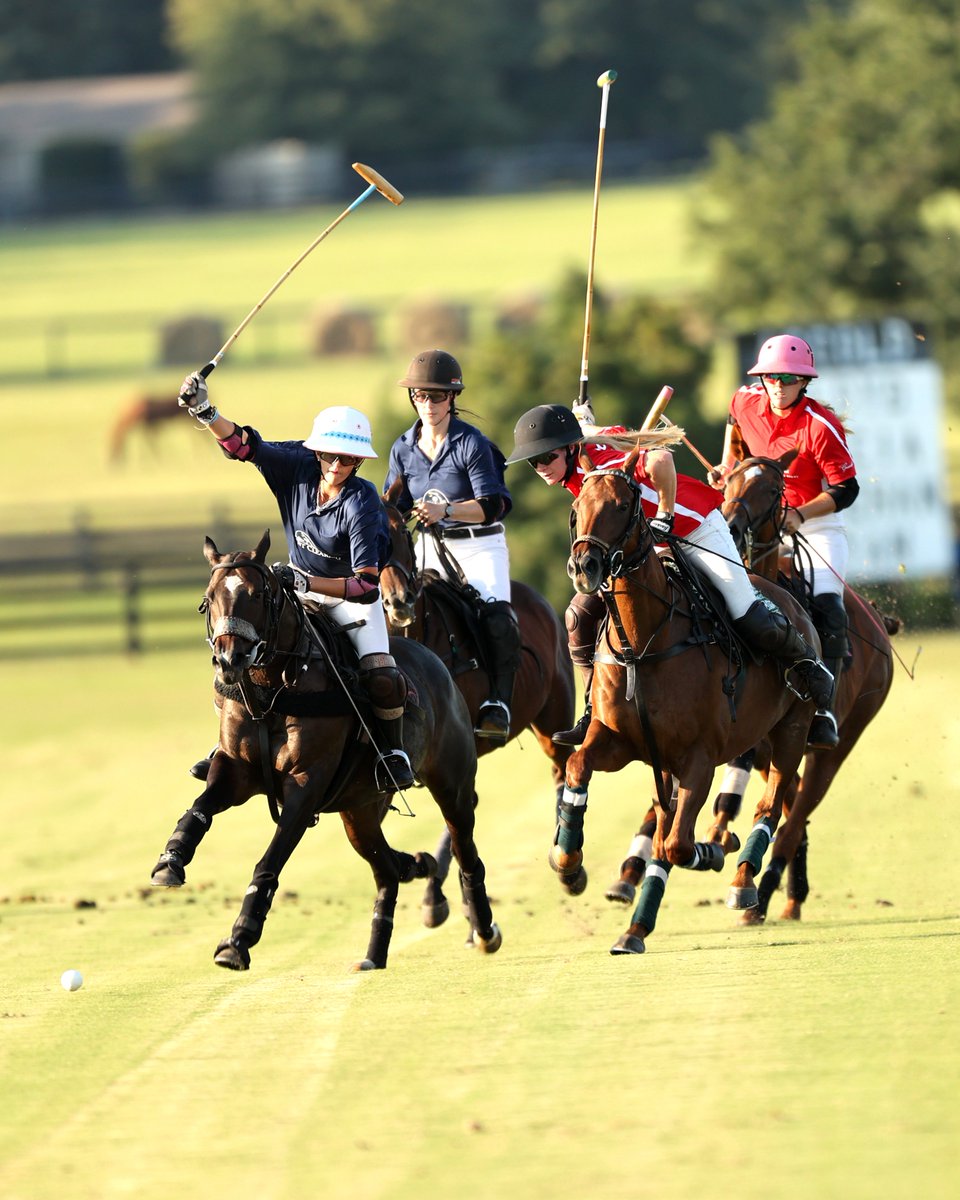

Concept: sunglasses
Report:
left=761, top=373, right=804, bottom=385
left=318, top=451, right=362, bottom=467
left=411, top=390, right=452, bottom=403
left=527, top=449, right=562, bottom=468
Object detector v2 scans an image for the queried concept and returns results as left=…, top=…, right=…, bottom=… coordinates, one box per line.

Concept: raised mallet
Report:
left=576, top=69, right=618, bottom=415
left=198, top=162, right=404, bottom=379
left=641, top=383, right=715, bottom=471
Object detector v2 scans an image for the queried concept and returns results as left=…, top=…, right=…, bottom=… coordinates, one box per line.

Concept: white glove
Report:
left=178, top=373, right=217, bottom=424
left=573, top=399, right=596, bottom=426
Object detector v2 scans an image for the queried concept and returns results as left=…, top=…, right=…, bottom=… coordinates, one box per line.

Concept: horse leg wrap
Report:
left=713, top=759, right=753, bottom=818
left=631, top=859, right=671, bottom=935
left=628, top=833, right=654, bottom=862
left=736, top=817, right=776, bottom=873
left=787, top=833, right=811, bottom=903
left=555, top=786, right=588, bottom=854
left=756, top=856, right=787, bottom=916
left=683, top=842, right=725, bottom=872
left=239, top=880, right=276, bottom=930
left=167, top=808, right=211, bottom=863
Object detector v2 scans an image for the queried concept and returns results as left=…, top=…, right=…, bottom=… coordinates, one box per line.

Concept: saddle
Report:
left=419, top=568, right=487, bottom=678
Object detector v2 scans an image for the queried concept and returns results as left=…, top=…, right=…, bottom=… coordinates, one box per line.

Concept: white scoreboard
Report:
left=737, top=319, right=954, bottom=584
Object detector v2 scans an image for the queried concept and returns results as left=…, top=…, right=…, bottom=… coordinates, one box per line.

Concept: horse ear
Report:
left=780, top=448, right=799, bottom=468
left=578, top=444, right=596, bottom=471
left=624, top=444, right=642, bottom=475
left=383, top=477, right=404, bottom=506
left=203, top=536, right=220, bottom=565
left=254, top=529, right=271, bottom=562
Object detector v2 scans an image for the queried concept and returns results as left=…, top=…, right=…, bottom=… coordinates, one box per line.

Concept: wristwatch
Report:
left=444, top=503, right=454, bottom=518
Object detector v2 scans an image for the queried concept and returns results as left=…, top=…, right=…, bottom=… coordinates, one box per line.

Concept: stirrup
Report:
left=552, top=709, right=592, bottom=747
left=807, top=710, right=839, bottom=750
left=475, top=700, right=510, bottom=741
left=375, top=749, right=415, bottom=793
left=783, top=658, right=834, bottom=709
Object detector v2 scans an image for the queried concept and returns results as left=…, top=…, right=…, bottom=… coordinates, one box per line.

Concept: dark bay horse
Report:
left=379, top=484, right=576, bottom=924
left=709, top=451, right=899, bottom=922
left=559, top=447, right=820, bottom=955
left=150, top=530, right=501, bottom=971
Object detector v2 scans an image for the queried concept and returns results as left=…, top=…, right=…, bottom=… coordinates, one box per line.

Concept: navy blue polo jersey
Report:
left=383, top=417, right=511, bottom=524
left=248, top=433, right=389, bottom=577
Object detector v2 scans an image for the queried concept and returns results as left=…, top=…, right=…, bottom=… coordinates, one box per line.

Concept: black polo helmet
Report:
left=398, top=349, right=465, bottom=393
left=505, top=404, right=583, bottom=464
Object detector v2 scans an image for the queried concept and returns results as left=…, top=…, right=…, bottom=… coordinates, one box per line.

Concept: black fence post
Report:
left=123, top=564, right=142, bottom=654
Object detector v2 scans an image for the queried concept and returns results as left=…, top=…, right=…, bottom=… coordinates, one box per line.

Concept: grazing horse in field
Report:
left=150, top=531, right=501, bottom=971
left=379, top=483, right=575, bottom=926
left=558, top=446, right=821, bottom=955
left=709, top=452, right=899, bottom=922
left=108, top=393, right=182, bottom=463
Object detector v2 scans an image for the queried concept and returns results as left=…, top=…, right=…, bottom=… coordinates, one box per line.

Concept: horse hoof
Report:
left=610, top=934, right=645, bottom=955
left=548, top=845, right=582, bottom=874
left=213, top=938, right=250, bottom=971
left=150, top=866, right=184, bottom=888
left=561, top=865, right=588, bottom=896
left=473, top=923, right=503, bottom=954
left=422, top=897, right=450, bottom=928
left=604, top=879, right=636, bottom=904
left=738, top=907, right=765, bottom=926
left=721, top=831, right=742, bottom=854
left=780, top=901, right=802, bottom=921
left=726, top=886, right=759, bottom=910
left=351, top=959, right=383, bottom=972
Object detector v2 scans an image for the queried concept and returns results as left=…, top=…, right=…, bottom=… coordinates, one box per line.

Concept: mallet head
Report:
left=597, top=69, right=618, bottom=88
left=352, top=162, right=404, bottom=206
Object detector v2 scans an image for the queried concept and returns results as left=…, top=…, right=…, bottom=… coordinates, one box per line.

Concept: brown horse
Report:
left=710, top=451, right=899, bottom=922
left=379, top=483, right=576, bottom=924
left=108, top=393, right=182, bottom=463
left=150, top=530, right=501, bottom=971
left=558, top=446, right=821, bottom=955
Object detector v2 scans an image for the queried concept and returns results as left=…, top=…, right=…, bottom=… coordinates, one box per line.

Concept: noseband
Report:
left=199, top=557, right=287, bottom=670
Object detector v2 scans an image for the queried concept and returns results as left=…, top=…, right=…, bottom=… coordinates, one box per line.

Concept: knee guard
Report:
left=565, top=591, right=603, bottom=668
left=360, top=655, right=407, bottom=720
left=478, top=600, right=521, bottom=667
left=811, top=593, right=849, bottom=659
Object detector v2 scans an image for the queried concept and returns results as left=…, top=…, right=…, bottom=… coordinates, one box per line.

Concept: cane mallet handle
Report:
left=198, top=162, right=403, bottom=378
left=640, top=386, right=674, bottom=430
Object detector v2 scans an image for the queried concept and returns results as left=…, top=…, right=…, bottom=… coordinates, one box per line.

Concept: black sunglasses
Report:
left=528, top=449, right=562, bottom=468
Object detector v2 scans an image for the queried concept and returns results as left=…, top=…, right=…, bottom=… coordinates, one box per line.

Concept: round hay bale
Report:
left=398, top=301, right=470, bottom=350
left=158, top=316, right=225, bottom=366
left=309, top=308, right=379, bottom=356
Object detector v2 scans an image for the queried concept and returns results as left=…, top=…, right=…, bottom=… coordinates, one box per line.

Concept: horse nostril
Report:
left=566, top=556, right=577, bottom=581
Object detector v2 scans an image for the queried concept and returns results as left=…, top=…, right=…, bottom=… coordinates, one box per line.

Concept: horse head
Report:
left=201, top=529, right=281, bottom=684
left=567, top=445, right=649, bottom=595
left=722, top=449, right=797, bottom=572
left=380, top=481, right=421, bottom=630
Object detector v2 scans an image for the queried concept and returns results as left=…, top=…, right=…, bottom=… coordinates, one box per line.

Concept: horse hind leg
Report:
left=421, top=826, right=455, bottom=929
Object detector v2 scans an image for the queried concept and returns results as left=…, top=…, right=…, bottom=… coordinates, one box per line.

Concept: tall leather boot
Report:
left=807, top=593, right=849, bottom=749
left=475, top=600, right=521, bottom=742
left=552, top=591, right=603, bottom=746
left=361, top=655, right=415, bottom=790
left=733, top=599, right=834, bottom=709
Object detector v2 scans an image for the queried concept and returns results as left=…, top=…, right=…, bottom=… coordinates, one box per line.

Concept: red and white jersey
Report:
left=730, top=383, right=857, bottom=508
left=564, top=427, right=721, bottom=537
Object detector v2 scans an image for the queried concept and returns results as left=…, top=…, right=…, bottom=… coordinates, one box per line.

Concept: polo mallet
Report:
left=197, top=162, right=404, bottom=379
left=575, top=69, right=618, bottom=419
left=640, top=383, right=716, bottom=471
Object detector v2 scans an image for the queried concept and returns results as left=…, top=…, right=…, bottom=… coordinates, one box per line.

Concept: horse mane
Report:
left=581, top=421, right=684, bottom=452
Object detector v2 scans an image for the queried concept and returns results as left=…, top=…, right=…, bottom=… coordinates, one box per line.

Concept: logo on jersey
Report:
left=294, top=529, right=337, bottom=559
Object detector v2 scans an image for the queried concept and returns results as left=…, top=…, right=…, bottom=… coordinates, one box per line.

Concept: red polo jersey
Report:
left=729, top=384, right=856, bottom=508
left=564, top=428, right=721, bottom=537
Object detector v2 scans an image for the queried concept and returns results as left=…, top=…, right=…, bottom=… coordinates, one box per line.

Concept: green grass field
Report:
left=0, top=628, right=957, bottom=1200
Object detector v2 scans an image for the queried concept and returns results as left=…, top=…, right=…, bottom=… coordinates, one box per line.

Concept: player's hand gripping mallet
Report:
left=197, top=162, right=404, bottom=379
left=575, top=69, right=617, bottom=422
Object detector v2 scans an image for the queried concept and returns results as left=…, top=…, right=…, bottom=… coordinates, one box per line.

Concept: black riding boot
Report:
left=475, top=600, right=521, bottom=743
left=807, top=593, right=849, bottom=749
left=733, top=599, right=834, bottom=709
left=552, top=591, right=603, bottom=746
left=189, top=746, right=217, bottom=780
left=361, top=656, right=415, bottom=791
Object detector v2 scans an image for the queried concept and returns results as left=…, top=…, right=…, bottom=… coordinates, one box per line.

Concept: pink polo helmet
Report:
left=747, top=334, right=818, bottom=378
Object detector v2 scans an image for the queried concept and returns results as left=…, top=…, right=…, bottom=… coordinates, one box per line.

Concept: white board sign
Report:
left=738, top=319, right=954, bottom=583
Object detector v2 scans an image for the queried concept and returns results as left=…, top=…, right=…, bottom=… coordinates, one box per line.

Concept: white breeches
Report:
left=299, top=592, right=390, bottom=658
left=786, top=514, right=849, bottom=598
left=418, top=528, right=512, bottom=603
left=678, top=508, right=757, bottom=621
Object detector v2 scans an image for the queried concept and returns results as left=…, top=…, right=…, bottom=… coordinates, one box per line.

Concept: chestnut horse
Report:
left=559, top=446, right=821, bottom=955
left=150, top=531, right=501, bottom=971
left=108, top=393, right=181, bottom=463
left=379, top=483, right=576, bottom=926
left=709, top=451, right=898, bottom=922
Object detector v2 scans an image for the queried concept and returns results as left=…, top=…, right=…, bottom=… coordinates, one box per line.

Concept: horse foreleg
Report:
left=605, top=803, right=656, bottom=904
left=421, top=826, right=455, bottom=929
left=214, top=793, right=313, bottom=971
left=151, top=773, right=250, bottom=887
left=431, top=785, right=500, bottom=954
left=726, top=755, right=795, bottom=913
left=783, top=830, right=810, bottom=918
left=611, top=805, right=674, bottom=955
left=705, top=749, right=756, bottom=852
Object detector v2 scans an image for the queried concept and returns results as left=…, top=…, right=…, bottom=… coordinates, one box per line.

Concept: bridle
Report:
left=724, top=458, right=788, bottom=571
left=199, top=556, right=306, bottom=674
left=568, top=467, right=654, bottom=584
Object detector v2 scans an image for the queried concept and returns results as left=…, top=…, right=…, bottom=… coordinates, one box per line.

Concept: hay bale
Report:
left=158, top=316, right=225, bottom=366
left=309, top=308, right=379, bottom=356
left=398, top=301, right=470, bottom=350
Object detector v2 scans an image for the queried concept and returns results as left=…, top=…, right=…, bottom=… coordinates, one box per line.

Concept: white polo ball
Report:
left=60, top=969, right=83, bottom=992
